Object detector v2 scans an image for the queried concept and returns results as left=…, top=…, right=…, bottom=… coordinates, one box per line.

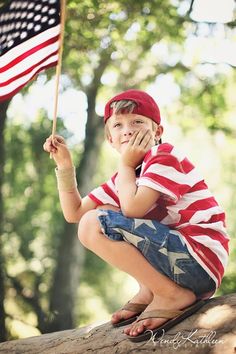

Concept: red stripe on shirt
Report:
left=101, top=183, right=120, bottom=206
left=88, top=193, right=104, bottom=206
left=142, top=172, right=191, bottom=199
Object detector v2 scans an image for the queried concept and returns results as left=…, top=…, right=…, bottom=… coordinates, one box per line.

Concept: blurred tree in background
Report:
left=0, top=0, right=235, bottom=341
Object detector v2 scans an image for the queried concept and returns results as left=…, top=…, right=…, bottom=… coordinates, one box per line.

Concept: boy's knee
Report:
left=78, top=209, right=100, bottom=247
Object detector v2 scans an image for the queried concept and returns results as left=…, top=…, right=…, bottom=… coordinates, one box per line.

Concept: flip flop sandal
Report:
left=112, top=302, right=148, bottom=328
left=127, top=299, right=207, bottom=342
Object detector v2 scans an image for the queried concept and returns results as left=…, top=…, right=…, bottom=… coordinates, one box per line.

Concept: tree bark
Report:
left=45, top=222, right=82, bottom=333
left=0, top=100, right=11, bottom=342
left=0, top=294, right=235, bottom=353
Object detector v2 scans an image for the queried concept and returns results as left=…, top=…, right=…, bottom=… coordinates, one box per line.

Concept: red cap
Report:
left=104, top=89, right=161, bottom=124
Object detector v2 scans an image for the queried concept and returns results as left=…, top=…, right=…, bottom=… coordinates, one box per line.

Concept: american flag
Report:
left=0, top=0, right=60, bottom=102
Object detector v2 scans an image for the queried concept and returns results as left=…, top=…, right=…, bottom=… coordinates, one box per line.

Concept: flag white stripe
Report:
left=1, top=41, right=59, bottom=84
left=0, top=54, right=58, bottom=96
left=0, top=25, right=60, bottom=68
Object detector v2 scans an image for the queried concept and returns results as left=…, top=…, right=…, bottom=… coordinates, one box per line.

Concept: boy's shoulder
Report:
left=143, top=143, right=194, bottom=174
left=146, top=142, right=184, bottom=160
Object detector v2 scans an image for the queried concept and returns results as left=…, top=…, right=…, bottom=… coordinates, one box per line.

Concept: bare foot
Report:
left=111, top=286, right=153, bottom=325
left=124, top=287, right=197, bottom=336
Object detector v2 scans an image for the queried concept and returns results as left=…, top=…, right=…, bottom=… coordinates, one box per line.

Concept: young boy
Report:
left=43, top=89, right=229, bottom=342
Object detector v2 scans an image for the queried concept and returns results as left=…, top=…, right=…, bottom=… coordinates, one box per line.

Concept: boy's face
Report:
left=106, top=113, right=163, bottom=153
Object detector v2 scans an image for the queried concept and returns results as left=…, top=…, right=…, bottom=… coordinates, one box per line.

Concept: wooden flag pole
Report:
left=51, top=0, right=66, bottom=139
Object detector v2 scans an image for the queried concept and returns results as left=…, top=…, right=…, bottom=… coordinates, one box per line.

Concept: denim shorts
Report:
left=97, top=210, right=216, bottom=298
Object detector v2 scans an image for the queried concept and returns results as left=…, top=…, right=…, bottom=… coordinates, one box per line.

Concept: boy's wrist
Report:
left=55, top=166, right=77, bottom=191
left=56, top=160, right=73, bottom=170
left=119, top=159, right=136, bottom=169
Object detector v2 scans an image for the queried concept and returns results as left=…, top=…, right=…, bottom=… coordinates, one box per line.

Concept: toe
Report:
left=123, top=320, right=138, bottom=335
left=123, top=326, right=131, bottom=335
left=111, top=311, right=122, bottom=323
left=128, top=320, right=146, bottom=337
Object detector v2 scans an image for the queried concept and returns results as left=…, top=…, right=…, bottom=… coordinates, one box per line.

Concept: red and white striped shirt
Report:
left=89, top=143, right=229, bottom=288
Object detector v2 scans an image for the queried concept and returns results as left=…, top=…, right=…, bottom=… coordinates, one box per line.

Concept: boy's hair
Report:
left=105, top=99, right=161, bottom=144
left=110, top=99, right=137, bottom=115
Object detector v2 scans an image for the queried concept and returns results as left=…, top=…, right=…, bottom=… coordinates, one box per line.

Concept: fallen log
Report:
left=0, top=293, right=235, bottom=354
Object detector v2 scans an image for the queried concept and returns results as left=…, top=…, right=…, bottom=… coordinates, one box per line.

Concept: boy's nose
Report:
left=124, top=131, right=132, bottom=136
left=123, top=128, right=134, bottom=136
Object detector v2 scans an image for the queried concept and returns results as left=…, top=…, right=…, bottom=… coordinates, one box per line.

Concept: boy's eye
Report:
left=134, top=120, right=143, bottom=124
left=113, top=123, right=121, bottom=128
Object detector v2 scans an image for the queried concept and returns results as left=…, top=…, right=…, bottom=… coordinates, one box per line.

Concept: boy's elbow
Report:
left=121, top=205, right=145, bottom=219
left=65, top=217, right=77, bottom=224
left=64, top=214, right=79, bottom=224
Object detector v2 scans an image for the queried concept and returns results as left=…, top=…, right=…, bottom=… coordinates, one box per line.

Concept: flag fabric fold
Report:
left=0, top=0, right=60, bottom=102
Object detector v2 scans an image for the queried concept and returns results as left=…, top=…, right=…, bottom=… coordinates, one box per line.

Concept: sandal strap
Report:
left=122, top=302, right=148, bottom=313
left=137, top=309, right=183, bottom=321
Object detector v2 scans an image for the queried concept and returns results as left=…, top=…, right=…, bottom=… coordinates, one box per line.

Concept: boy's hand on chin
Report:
left=120, top=129, right=154, bottom=168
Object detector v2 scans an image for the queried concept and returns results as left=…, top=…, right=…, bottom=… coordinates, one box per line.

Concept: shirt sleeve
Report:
left=137, top=148, right=193, bottom=203
left=88, top=173, right=120, bottom=207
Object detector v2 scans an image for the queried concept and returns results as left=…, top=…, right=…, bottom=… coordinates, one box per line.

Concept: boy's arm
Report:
left=117, top=129, right=160, bottom=218
left=58, top=189, right=97, bottom=223
left=43, top=135, right=97, bottom=222
left=117, top=164, right=160, bottom=218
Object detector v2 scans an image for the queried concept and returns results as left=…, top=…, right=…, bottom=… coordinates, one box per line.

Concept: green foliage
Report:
left=64, top=0, right=185, bottom=91
left=2, top=112, right=73, bottom=336
left=175, top=69, right=232, bottom=134
left=217, top=273, right=236, bottom=296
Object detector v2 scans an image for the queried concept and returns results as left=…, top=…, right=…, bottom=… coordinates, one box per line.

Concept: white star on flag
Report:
left=134, top=218, right=156, bottom=231
left=168, top=251, right=189, bottom=275
left=113, top=228, right=144, bottom=247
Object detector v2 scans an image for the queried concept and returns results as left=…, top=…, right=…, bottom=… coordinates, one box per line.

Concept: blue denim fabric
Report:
left=97, top=210, right=216, bottom=298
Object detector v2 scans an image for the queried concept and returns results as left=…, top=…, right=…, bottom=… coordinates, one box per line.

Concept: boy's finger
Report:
left=140, top=130, right=152, bottom=144
left=134, top=129, right=149, bottom=146
left=128, top=131, right=139, bottom=145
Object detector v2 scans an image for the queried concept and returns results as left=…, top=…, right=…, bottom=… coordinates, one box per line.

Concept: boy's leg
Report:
left=95, top=205, right=154, bottom=324
left=78, top=210, right=196, bottom=336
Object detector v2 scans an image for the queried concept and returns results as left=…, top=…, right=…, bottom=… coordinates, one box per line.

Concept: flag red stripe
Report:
left=0, top=35, right=59, bottom=73
left=0, top=50, right=58, bottom=87
left=0, top=61, right=58, bottom=102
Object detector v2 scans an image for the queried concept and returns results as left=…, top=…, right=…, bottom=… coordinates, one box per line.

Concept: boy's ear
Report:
left=108, top=136, right=113, bottom=144
left=155, top=125, right=164, bottom=141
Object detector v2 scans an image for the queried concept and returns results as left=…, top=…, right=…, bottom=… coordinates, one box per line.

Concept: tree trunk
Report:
left=0, top=294, right=235, bottom=353
left=45, top=52, right=110, bottom=333
left=43, top=222, right=82, bottom=333
left=0, top=99, right=11, bottom=342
